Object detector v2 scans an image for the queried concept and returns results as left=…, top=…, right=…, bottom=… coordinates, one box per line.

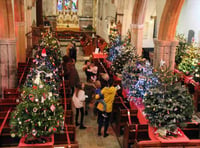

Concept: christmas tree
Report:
left=10, top=78, right=64, bottom=143
left=178, top=41, right=200, bottom=76
left=10, top=32, right=64, bottom=143
left=122, top=56, right=145, bottom=89
left=106, top=26, right=122, bottom=62
left=111, top=45, right=136, bottom=74
left=122, top=30, right=131, bottom=46
left=124, top=60, right=158, bottom=105
left=143, top=65, right=194, bottom=136
left=25, top=33, right=62, bottom=95
left=193, top=63, right=200, bottom=83
left=175, top=34, right=189, bottom=65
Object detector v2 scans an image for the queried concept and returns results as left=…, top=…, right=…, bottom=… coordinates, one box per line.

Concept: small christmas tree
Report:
left=111, top=45, right=136, bottom=74
left=106, top=26, right=122, bottom=61
left=178, top=42, right=200, bottom=76
left=143, top=65, right=194, bottom=136
left=122, top=30, right=131, bottom=46
left=175, top=34, right=189, bottom=65
left=122, top=56, right=145, bottom=89
left=125, top=60, right=158, bottom=105
left=25, top=33, right=62, bottom=95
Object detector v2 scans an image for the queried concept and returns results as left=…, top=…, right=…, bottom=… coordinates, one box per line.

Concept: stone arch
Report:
left=158, top=0, right=185, bottom=41
left=154, top=0, right=185, bottom=71
left=0, top=0, right=15, bottom=39
left=132, top=0, right=147, bottom=25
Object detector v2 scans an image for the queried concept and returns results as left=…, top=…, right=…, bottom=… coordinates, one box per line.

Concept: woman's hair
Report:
left=63, top=55, right=71, bottom=63
left=75, top=82, right=83, bottom=97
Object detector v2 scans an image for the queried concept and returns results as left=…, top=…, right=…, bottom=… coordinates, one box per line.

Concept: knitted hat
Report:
left=42, top=48, right=47, bottom=57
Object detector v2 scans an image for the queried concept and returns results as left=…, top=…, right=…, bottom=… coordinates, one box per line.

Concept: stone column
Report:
left=131, top=24, right=144, bottom=56
left=153, top=39, right=179, bottom=71
left=0, top=39, right=17, bottom=96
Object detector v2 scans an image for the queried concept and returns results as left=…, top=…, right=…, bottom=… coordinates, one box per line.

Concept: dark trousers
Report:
left=75, top=107, right=84, bottom=126
left=97, top=110, right=111, bottom=135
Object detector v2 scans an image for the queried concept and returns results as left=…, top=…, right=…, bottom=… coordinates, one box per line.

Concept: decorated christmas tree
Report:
left=106, top=26, right=122, bottom=61
left=143, top=65, right=194, bottom=136
left=111, top=45, right=136, bottom=74
left=25, top=33, right=62, bottom=95
left=122, top=30, right=131, bottom=46
left=10, top=77, right=64, bottom=143
left=10, top=32, right=64, bottom=143
left=193, top=63, right=200, bottom=83
left=124, top=60, right=158, bottom=105
left=122, top=56, right=145, bottom=89
left=178, top=41, right=200, bottom=76
left=175, top=34, right=189, bottom=65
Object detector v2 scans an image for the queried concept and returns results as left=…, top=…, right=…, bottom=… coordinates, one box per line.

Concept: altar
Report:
left=56, top=0, right=80, bottom=31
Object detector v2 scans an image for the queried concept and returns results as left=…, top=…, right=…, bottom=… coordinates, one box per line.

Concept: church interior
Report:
left=0, top=0, right=200, bottom=147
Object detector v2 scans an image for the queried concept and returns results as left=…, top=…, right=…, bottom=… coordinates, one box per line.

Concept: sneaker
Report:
left=104, top=133, right=109, bottom=137
left=79, top=126, right=87, bottom=129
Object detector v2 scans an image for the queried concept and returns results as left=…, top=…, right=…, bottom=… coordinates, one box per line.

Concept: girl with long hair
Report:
left=72, top=82, right=87, bottom=129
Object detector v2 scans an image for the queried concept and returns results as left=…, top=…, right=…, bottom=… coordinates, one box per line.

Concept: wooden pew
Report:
left=54, top=125, right=78, bottom=147
left=0, top=127, right=20, bottom=147
left=83, top=40, right=95, bottom=56
left=182, top=123, right=200, bottom=139
left=65, top=110, right=74, bottom=124
left=111, top=96, right=129, bottom=123
left=123, top=123, right=150, bottom=148
left=114, top=107, right=139, bottom=136
left=4, top=89, right=19, bottom=98
left=59, top=98, right=72, bottom=110
left=0, top=98, right=19, bottom=111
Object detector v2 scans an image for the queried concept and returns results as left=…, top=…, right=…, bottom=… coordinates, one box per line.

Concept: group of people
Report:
left=62, top=43, right=118, bottom=136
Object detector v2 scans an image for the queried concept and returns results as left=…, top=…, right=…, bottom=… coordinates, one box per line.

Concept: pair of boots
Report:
left=98, top=126, right=109, bottom=137
left=76, top=122, right=87, bottom=129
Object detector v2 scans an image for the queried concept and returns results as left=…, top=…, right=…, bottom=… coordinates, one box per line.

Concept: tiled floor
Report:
left=60, top=44, right=121, bottom=148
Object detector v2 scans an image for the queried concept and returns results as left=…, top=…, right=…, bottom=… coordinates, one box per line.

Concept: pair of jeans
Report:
left=75, top=107, right=84, bottom=126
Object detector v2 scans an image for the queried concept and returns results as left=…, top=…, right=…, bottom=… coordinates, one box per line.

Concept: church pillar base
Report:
left=153, top=39, right=179, bottom=72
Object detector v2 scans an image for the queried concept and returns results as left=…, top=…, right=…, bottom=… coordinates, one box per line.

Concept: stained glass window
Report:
left=57, top=0, right=63, bottom=11
left=57, top=0, right=78, bottom=12
left=71, top=0, right=78, bottom=12
left=64, top=0, right=70, bottom=10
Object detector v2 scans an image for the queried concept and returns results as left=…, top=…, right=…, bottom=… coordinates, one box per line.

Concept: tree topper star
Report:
left=160, top=59, right=165, bottom=67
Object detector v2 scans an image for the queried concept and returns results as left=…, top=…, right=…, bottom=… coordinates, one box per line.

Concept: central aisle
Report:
left=73, top=46, right=121, bottom=148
